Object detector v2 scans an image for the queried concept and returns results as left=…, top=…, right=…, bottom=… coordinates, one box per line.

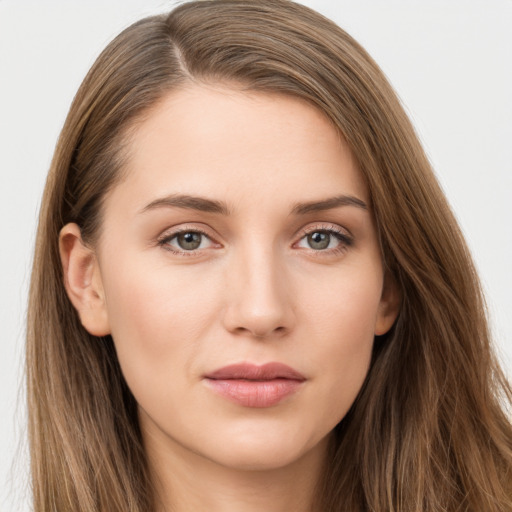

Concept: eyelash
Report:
left=157, top=225, right=216, bottom=257
left=157, top=223, right=353, bottom=257
left=295, top=224, right=353, bottom=256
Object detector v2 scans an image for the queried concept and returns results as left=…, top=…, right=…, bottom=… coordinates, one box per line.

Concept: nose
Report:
left=221, top=245, right=295, bottom=339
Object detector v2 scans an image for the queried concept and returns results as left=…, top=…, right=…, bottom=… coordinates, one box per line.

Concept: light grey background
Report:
left=1, top=1, right=511, bottom=510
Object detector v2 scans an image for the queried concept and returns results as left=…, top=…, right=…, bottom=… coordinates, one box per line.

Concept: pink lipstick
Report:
left=204, top=362, right=305, bottom=408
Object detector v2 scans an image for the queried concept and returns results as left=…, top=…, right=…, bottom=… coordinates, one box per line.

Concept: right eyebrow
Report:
left=139, top=194, right=231, bottom=216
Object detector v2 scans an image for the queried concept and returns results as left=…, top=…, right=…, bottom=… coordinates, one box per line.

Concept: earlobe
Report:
left=59, top=223, right=111, bottom=336
left=375, top=272, right=401, bottom=336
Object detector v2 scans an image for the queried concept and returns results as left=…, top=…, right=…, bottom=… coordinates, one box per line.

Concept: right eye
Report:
left=159, top=229, right=216, bottom=254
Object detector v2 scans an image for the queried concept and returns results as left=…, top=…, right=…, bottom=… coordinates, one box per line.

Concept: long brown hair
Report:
left=27, top=1, right=512, bottom=510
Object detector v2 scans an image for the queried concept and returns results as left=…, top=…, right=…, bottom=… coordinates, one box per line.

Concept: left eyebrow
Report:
left=291, top=195, right=368, bottom=215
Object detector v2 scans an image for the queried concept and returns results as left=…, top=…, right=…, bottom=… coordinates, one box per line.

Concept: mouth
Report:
left=203, top=362, right=306, bottom=408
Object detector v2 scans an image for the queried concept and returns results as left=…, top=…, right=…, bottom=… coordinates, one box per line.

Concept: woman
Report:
left=27, top=1, right=512, bottom=511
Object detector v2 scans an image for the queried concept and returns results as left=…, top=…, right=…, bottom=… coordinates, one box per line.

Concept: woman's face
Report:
left=79, top=84, right=398, bottom=471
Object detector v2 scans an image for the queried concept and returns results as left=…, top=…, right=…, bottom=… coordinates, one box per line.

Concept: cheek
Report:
left=301, top=257, right=382, bottom=346
left=100, top=252, right=221, bottom=393
left=298, top=262, right=382, bottom=420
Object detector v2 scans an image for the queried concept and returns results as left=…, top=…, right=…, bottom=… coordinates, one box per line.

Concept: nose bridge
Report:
left=222, top=237, right=293, bottom=338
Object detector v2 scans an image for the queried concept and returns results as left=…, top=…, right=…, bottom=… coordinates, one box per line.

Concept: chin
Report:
left=202, top=428, right=330, bottom=472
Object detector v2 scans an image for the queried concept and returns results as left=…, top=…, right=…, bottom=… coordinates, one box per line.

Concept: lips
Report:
left=204, top=363, right=306, bottom=408
left=205, top=362, right=306, bottom=381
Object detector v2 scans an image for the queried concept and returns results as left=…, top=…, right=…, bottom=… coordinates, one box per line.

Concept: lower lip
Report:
left=204, top=378, right=303, bottom=407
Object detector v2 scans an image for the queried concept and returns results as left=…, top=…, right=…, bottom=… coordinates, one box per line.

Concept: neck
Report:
left=144, top=426, right=331, bottom=512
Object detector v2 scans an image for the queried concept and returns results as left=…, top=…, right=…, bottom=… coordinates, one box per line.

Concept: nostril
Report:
left=232, top=324, right=287, bottom=339
left=221, top=277, right=295, bottom=338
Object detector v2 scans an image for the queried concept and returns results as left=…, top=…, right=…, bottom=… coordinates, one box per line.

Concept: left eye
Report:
left=164, top=231, right=213, bottom=251
left=296, top=230, right=346, bottom=251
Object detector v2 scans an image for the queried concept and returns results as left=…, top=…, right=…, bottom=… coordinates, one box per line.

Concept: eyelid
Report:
left=293, top=222, right=354, bottom=253
left=295, top=222, right=352, bottom=239
left=157, top=224, right=222, bottom=256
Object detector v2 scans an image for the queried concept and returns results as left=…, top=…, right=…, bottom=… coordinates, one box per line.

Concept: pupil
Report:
left=178, top=232, right=201, bottom=250
left=308, top=231, right=330, bottom=250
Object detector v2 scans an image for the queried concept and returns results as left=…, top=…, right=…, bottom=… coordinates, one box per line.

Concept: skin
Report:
left=60, top=84, right=399, bottom=512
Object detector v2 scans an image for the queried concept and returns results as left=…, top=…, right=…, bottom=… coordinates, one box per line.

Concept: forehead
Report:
left=106, top=84, right=368, bottom=218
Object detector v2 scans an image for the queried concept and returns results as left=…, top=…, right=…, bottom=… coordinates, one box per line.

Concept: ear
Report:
left=59, top=223, right=111, bottom=336
left=374, top=271, right=401, bottom=336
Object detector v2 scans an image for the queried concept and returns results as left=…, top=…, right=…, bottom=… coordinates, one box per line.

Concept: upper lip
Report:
left=204, top=362, right=306, bottom=381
